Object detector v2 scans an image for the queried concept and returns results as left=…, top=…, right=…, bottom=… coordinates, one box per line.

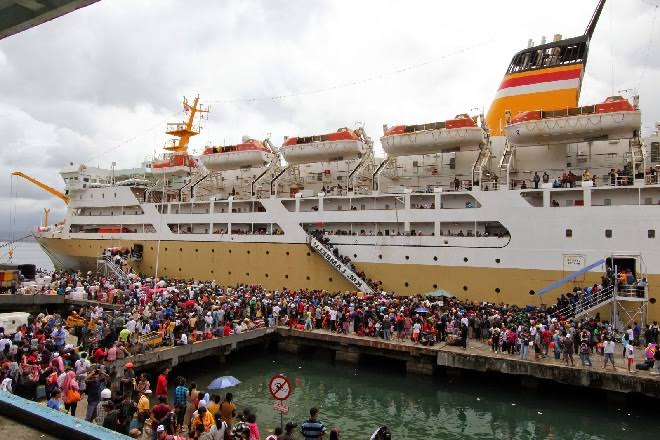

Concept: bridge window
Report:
left=649, top=230, right=656, bottom=239
left=565, top=229, right=573, bottom=238
left=605, top=229, right=612, bottom=238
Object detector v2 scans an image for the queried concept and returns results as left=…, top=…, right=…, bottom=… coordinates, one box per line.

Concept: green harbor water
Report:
left=173, top=350, right=657, bottom=440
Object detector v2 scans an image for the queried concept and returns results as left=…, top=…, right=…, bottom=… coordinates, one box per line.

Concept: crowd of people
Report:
left=1, top=266, right=659, bottom=438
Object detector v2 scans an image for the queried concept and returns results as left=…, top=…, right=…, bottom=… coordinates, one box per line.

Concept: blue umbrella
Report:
left=208, top=376, right=241, bottom=390
left=415, top=306, right=429, bottom=313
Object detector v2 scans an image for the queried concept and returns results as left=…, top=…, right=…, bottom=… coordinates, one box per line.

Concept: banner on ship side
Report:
left=309, top=238, right=373, bottom=294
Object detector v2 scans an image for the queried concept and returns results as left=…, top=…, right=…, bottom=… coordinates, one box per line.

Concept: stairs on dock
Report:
left=552, top=285, right=615, bottom=319
left=97, top=254, right=130, bottom=285
left=307, top=234, right=375, bottom=294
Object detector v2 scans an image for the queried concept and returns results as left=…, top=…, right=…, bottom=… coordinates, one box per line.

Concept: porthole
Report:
left=266, top=250, right=270, bottom=255
left=211, top=249, right=215, bottom=253
left=210, top=270, right=214, bottom=274
left=306, top=276, right=310, bottom=280
left=286, top=251, right=290, bottom=256
left=433, top=256, right=438, bottom=261
left=178, top=268, right=181, bottom=272
left=195, top=249, right=198, bottom=252
left=247, top=250, right=250, bottom=254
left=565, top=229, right=573, bottom=238
left=228, top=271, right=231, bottom=275
left=353, top=254, right=357, bottom=258
left=246, top=272, right=250, bottom=276
left=463, top=285, right=468, bottom=291
left=150, top=247, right=154, bottom=251
left=329, top=277, right=333, bottom=282
left=306, top=252, right=311, bottom=257
left=463, top=257, right=468, bottom=262
left=650, top=298, right=656, bottom=304
left=404, top=282, right=409, bottom=287
left=649, top=230, right=656, bottom=239
left=433, top=284, right=438, bottom=289
left=405, top=256, right=410, bottom=260
left=495, top=258, right=501, bottom=264
left=378, top=255, right=383, bottom=260
left=228, top=249, right=232, bottom=254
left=285, top=274, right=289, bottom=279
left=605, top=229, right=612, bottom=238
left=529, top=290, right=535, bottom=295
left=265, top=274, right=268, bottom=278
left=495, top=288, right=501, bottom=293
left=164, top=247, right=168, bottom=251
left=179, top=248, right=183, bottom=252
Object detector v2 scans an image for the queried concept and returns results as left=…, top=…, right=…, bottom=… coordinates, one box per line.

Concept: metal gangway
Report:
left=307, top=234, right=375, bottom=294
left=96, top=252, right=130, bottom=285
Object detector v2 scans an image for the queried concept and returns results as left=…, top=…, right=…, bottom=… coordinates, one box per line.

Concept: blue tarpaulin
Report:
left=535, top=258, right=606, bottom=296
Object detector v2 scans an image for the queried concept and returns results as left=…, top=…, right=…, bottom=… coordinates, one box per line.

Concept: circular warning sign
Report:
left=268, top=374, right=291, bottom=401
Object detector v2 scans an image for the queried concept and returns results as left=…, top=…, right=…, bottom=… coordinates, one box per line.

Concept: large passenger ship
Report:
left=23, top=0, right=660, bottom=321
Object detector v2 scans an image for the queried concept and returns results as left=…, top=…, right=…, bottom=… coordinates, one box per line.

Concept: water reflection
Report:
left=172, top=352, right=656, bottom=440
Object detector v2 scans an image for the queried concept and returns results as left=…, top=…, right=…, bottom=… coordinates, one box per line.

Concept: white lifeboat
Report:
left=380, top=114, right=486, bottom=157
left=281, top=128, right=368, bottom=165
left=200, top=138, right=275, bottom=171
left=503, top=96, right=642, bottom=147
left=151, top=153, right=196, bottom=176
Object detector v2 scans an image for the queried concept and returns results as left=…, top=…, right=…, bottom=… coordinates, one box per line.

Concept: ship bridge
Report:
left=0, top=0, right=99, bottom=40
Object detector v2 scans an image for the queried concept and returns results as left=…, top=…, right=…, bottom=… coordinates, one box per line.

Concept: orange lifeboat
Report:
left=151, top=153, right=196, bottom=176
left=380, top=114, right=486, bottom=157
left=281, top=128, right=368, bottom=164
left=199, top=138, right=275, bottom=171
left=504, top=96, right=641, bottom=146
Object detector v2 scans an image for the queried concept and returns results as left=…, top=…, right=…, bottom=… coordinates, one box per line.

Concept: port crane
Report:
left=11, top=171, right=70, bottom=204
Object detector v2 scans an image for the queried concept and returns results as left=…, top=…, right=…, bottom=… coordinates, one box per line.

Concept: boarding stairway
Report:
left=627, top=139, right=647, bottom=178
left=307, top=234, right=375, bottom=294
left=551, top=285, right=616, bottom=319
left=498, top=140, right=516, bottom=188
left=96, top=254, right=130, bottom=285
left=471, top=142, right=493, bottom=189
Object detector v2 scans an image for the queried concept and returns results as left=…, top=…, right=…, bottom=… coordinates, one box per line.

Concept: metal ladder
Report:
left=498, top=139, right=516, bottom=188
left=471, top=142, right=492, bottom=189
left=307, top=234, right=375, bottom=294
left=629, top=139, right=647, bottom=181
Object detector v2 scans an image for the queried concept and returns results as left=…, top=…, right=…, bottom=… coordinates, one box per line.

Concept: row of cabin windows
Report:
left=565, top=229, right=656, bottom=239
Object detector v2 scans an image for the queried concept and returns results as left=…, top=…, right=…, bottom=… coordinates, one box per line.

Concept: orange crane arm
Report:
left=11, top=171, right=70, bottom=204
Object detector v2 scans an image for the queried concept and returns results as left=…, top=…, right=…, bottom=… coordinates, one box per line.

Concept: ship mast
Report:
left=585, top=0, right=606, bottom=41
left=163, top=95, right=209, bottom=153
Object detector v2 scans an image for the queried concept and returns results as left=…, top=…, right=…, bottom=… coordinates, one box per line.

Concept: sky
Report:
left=0, top=0, right=658, bottom=238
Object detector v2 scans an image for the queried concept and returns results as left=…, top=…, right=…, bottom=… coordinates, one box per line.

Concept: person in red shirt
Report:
left=156, top=368, right=170, bottom=399
left=223, top=322, right=232, bottom=337
left=150, top=395, right=172, bottom=436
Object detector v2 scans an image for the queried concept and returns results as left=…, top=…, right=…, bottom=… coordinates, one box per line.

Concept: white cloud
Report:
left=0, top=0, right=658, bottom=235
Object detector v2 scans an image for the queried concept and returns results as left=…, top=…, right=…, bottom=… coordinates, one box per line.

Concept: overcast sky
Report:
left=0, top=0, right=658, bottom=238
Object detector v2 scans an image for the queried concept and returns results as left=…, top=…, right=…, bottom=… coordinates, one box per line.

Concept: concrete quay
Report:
left=109, top=327, right=660, bottom=401
left=0, top=293, right=122, bottom=312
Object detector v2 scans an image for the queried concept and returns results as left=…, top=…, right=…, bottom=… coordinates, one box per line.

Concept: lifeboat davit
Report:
left=151, top=153, right=196, bottom=176
left=281, top=128, right=368, bottom=164
left=503, top=96, right=641, bottom=147
left=200, top=138, right=275, bottom=171
left=380, top=114, right=486, bottom=157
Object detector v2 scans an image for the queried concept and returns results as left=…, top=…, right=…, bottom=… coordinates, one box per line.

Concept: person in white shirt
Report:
left=0, top=337, right=12, bottom=354
left=626, top=344, right=635, bottom=373
left=602, top=337, right=616, bottom=370
left=178, top=333, right=188, bottom=346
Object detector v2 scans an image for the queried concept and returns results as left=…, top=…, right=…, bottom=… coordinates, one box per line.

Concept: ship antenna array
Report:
left=637, top=0, right=658, bottom=92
